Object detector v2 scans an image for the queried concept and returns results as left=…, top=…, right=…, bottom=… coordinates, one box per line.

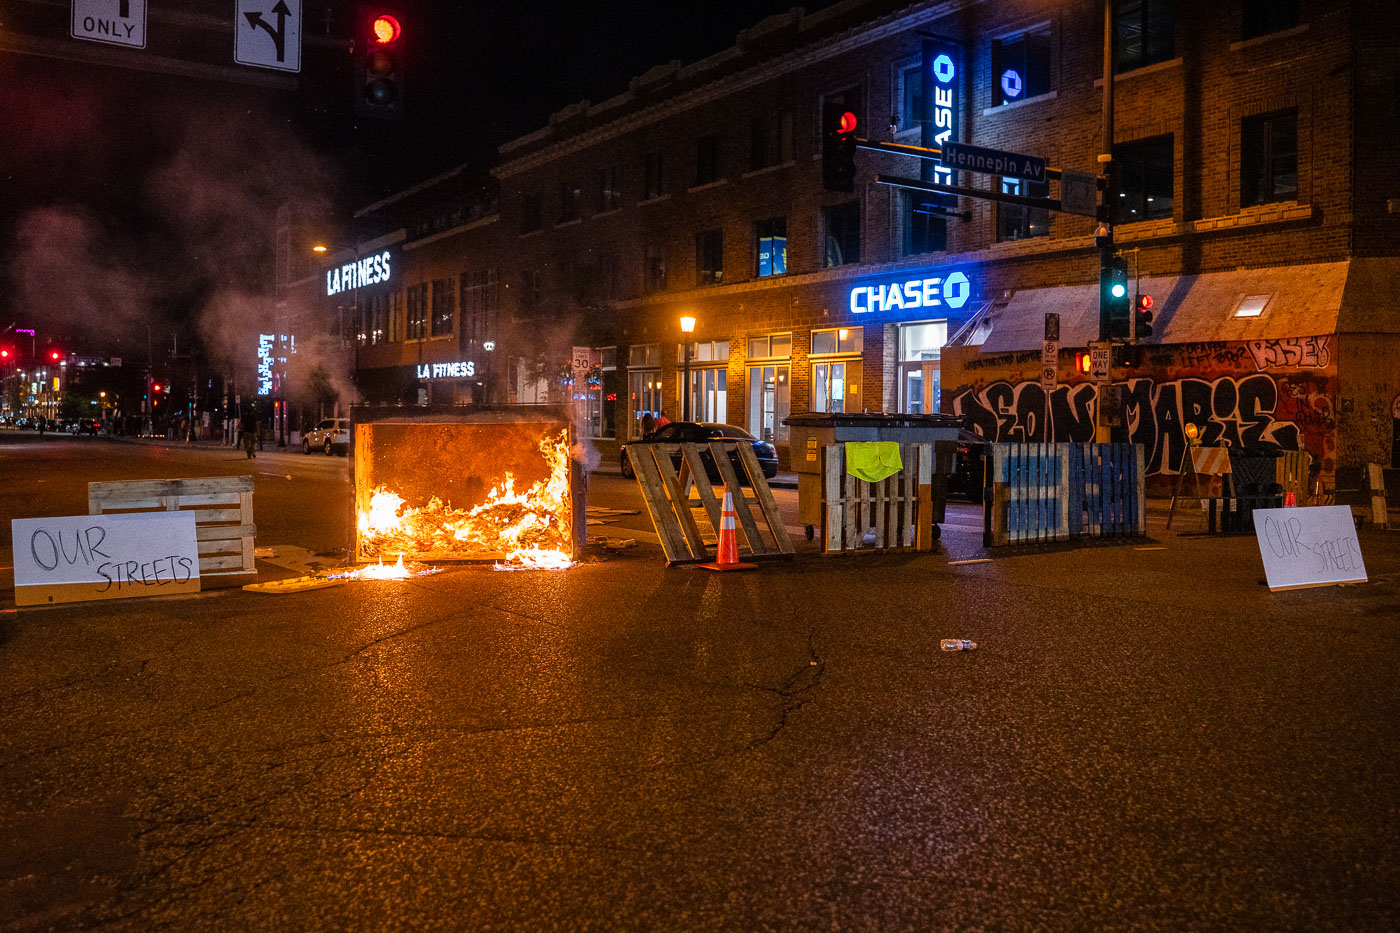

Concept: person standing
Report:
left=240, top=406, right=257, bottom=459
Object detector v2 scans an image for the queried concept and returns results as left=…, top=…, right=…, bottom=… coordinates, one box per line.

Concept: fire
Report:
left=356, top=431, right=574, bottom=569
left=332, top=554, right=442, bottom=581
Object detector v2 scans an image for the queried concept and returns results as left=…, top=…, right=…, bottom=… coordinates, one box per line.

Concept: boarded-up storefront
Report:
left=943, top=260, right=1400, bottom=481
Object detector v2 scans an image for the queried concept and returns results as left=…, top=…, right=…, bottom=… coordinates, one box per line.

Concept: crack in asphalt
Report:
left=742, top=632, right=825, bottom=750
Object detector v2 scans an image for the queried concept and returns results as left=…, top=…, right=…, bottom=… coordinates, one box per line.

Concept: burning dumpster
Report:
left=351, top=407, right=585, bottom=569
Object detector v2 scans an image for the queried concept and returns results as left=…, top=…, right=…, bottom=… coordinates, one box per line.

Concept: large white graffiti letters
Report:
left=1246, top=336, right=1330, bottom=372
left=952, top=374, right=1302, bottom=474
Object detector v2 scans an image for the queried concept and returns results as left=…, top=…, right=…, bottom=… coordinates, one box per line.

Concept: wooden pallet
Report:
left=89, top=476, right=257, bottom=587
left=629, top=441, right=794, bottom=565
left=822, top=443, right=935, bottom=554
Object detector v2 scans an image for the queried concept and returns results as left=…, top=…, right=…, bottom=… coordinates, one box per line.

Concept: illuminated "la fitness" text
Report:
left=326, top=251, right=393, bottom=296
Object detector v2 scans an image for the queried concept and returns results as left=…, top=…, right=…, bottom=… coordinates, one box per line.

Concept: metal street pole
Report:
left=1096, top=0, right=1116, bottom=443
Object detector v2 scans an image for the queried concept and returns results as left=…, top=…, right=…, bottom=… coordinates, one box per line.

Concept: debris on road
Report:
left=940, top=638, right=977, bottom=651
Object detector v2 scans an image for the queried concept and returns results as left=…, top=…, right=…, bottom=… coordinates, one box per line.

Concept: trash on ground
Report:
left=940, top=638, right=977, bottom=651
left=243, top=575, right=347, bottom=595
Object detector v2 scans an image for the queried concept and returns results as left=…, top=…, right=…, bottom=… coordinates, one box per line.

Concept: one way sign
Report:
left=235, top=0, right=301, bottom=73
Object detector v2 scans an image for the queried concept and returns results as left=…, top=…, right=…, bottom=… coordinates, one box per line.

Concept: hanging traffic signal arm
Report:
left=875, top=173, right=1064, bottom=213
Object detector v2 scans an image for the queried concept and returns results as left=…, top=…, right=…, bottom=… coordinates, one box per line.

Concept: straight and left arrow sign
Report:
left=235, top=0, right=301, bottom=73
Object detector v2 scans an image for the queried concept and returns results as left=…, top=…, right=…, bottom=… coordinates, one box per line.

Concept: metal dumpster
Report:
left=783, top=412, right=965, bottom=541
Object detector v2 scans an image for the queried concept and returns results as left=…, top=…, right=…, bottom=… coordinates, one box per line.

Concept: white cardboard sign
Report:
left=1254, top=505, right=1366, bottom=592
left=12, top=512, right=201, bottom=607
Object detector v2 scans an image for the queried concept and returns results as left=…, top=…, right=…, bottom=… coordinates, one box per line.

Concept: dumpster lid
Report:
left=783, top=411, right=968, bottom=429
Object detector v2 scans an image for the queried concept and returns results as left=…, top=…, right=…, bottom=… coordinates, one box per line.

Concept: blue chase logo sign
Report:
left=848, top=270, right=971, bottom=315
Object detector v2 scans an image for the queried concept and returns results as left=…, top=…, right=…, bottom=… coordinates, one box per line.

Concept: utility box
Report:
left=783, top=412, right=965, bottom=538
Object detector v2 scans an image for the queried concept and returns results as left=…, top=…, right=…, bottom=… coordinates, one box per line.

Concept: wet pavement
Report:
left=2, top=433, right=1399, bottom=929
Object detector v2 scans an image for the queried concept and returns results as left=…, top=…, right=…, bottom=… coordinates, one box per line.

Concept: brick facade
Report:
left=304, top=0, right=1400, bottom=470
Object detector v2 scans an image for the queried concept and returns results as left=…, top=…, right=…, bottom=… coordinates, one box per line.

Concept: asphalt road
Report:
left=2, top=431, right=1398, bottom=930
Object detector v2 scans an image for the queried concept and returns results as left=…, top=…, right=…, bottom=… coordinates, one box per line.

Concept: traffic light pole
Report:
left=1096, top=0, right=1116, bottom=443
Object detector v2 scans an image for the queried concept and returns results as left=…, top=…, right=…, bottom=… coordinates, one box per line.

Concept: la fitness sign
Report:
left=416, top=361, right=476, bottom=379
left=326, top=251, right=393, bottom=297
left=848, top=270, right=971, bottom=315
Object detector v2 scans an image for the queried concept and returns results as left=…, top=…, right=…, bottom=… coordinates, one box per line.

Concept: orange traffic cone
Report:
left=699, top=484, right=757, bottom=572
left=1284, top=491, right=1297, bottom=507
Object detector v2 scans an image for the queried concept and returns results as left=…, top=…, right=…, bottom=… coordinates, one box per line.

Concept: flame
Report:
left=332, top=554, right=443, bottom=581
left=357, top=431, right=574, bottom=570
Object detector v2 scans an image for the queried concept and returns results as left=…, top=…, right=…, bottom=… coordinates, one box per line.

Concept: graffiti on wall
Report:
left=1246, top=336, right=1330, bottom=372
left=951, top=374, right=1333, bottom=474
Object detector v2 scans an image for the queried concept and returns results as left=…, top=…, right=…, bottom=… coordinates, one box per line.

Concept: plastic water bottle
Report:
left=941, top=638, right=977, bottom=652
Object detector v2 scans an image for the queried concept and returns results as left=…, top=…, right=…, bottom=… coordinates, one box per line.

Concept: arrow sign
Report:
left=235, top=0, right=301, bottom=73
left=245, top=0, right=290, bottom=62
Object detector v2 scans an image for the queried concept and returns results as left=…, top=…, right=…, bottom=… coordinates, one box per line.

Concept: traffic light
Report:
left=1075, top=351, right=1092, bottom=375
left=1134, top=293, right=1154, bottom=340
left=0, top=348, right=9, bottom=359
left=1101, top=254, right=1131, bottom=340
left=50, top=350, right=62, bottom=361
left=355, top=8, right=405, bottom=121
left=821, top=101, right=858, bottom=192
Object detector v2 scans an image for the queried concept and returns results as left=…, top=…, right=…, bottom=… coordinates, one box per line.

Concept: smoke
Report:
left=12, top=206, right=155, bottom=346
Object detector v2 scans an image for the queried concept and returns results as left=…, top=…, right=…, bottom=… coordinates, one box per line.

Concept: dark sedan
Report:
left=620, top=422, right=779, bottom=482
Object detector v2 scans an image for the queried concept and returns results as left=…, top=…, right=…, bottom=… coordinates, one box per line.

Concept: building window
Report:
left=1241, top=109, right=1298, bottom=206
left=368, top=292, right=388, bottom=346
left=431, top=278, right=454, bottom=337
left=599, top=253, right=620, bottom=300
left=902, top=192, right=947, bottom=256
left=896, top=64, right=922, bottom=137
left=597, top=165, right=621, bottom=213
left=387, top=289, right=403, bottom=342
left=406, top=283, right=429, bottom=340
left=755, top=218, right=787, bottom=277
left=812, top=362, right=859, bottom=413
left=696, top=229, right=723, bottom=286
left=897, top=321, right=947, bottom=414
left=644, top=240, right=668, bottom=293
left=519, top=269, right=542, bottom=311
left=750, top=110, right=794, bottom=170
left=1114, top=0, right=1174, bottom=73
left=695, top=133, right=724, bottom=186
left=459, top=268, right=498, bottom=346
left=643, top=151, right=666, bottom=200
left=684, top=369, right=728, bottom=424
left=521, top=193, right=542, bottom=233
left=822, top=201, right=861, bottom=267
left=997, top=177, right=1050, bottom=241
left=812, top=327, right=862, bottom=356
left=1242, top=0, right=1298, bottom=40
left=684, top=340, right=730, bottom=363
left=1113, top=135, right=1174, bottom=223
left=992, top=26, right=1051, bottom=105
left=746, top=334, right=791, bottom=443
left=559, top=181, right=582, bottom=223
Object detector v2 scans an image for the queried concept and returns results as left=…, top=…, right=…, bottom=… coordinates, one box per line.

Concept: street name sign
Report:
left=71, top=0, right=146, bottom=49
left=1041, top=313, right=1059, bottom=390
left=1255, top=505, right=1367, bottom=591
left=1061, top=170, right=1099, bottom=217
left=235, top=0, right=301, bottom=73
left=941, top=141, right=1046, bottom=183
left=12, top=511, right=200, bottom=607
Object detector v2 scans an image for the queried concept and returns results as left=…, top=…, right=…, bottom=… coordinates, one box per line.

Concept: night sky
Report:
left=0, top=0, right=839, bottom=362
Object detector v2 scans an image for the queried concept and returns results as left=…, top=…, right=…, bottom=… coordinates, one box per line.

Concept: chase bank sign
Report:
left=848, top=271, right=971, bottom=315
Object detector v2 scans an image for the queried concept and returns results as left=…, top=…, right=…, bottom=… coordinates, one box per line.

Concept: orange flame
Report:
left=357, top=431, right=574, bottom=569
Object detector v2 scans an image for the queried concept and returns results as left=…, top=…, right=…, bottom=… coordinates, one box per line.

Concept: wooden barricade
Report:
left=987, top=443, right=1145, bottom=546
left=89, top=476, right=257, bottom=587
left=629, top=441, right=793, bottom=566
left=821, top=443, right=934, bottom=554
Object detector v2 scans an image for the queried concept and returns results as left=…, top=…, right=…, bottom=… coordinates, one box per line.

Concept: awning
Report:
left=962, top=261, right=1357, bottom=353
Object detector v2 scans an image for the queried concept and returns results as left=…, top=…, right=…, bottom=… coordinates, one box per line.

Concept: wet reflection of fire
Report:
left=356, top=430, right=575, bottom=570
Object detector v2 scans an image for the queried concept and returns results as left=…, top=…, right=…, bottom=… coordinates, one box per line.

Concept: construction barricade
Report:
left=986, top=443, right=1145, bottom=547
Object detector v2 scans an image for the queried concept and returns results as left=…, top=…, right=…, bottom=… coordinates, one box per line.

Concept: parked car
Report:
left=620, top=422, right=779, bottom=483
left=302, top=418, right=350, bottom=456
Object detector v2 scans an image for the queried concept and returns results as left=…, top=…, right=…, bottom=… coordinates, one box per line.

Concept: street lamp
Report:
left=679, top=316, right=696, bottom=422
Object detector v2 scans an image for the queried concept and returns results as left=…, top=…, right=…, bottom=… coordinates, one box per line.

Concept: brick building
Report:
left=298, top=0, right=1400, bottom=476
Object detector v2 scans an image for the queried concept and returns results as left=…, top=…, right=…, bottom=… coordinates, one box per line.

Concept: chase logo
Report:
left=1000, top=69, right=1023, bottom=99
left=848, top=270, right=973, bottom=314
left=933, top=53, right=955, bottom=84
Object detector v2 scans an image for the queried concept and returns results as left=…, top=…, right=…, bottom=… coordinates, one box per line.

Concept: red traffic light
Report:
left=837, top=111, right=858, bottom=135
left=0, top=349, right=9, bottom=359
left=1075, top=352, right=1092, bottom=375
left=1137, top=294, right=1154, bottom=310
left=50, top=350, right=61, bottom=361
left=371, top=13, right=401, bottom=43
left=153, top=383, right=162, bottom=393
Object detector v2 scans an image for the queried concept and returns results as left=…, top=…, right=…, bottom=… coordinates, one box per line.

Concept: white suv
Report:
left=302, top=418, right=350, bottom=456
